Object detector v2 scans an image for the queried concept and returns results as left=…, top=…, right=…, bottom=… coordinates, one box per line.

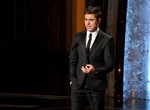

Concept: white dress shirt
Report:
left=86, top=28, right=99, bottom=48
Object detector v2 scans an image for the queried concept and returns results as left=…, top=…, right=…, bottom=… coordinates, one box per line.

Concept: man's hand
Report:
left=81, top=64, right=96, bottom=74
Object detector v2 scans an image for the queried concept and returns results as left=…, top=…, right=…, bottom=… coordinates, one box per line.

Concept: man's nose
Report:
left=87, top=20, right=90, bottom=24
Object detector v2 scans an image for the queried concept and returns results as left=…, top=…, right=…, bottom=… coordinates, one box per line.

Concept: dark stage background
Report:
left=0, top=0, right=109, bottom=97
left=1, top=0, right=69, bottom=96
left=1, top=0, right=133, bottom=109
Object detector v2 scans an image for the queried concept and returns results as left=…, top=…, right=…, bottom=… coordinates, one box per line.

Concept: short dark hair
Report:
left=84, top=6, right=102, bottom=19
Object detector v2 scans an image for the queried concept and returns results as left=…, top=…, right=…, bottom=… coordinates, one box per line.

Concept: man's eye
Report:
left=90, top=19, right=94, bottom=21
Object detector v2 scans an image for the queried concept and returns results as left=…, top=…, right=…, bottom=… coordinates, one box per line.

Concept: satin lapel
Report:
left=89, top=32, right=104, bottom=55
left=80, top=32, right=87, bottom=55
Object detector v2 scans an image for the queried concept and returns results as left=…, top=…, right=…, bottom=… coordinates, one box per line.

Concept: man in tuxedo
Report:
left=69, top=6, right=114, bottom=110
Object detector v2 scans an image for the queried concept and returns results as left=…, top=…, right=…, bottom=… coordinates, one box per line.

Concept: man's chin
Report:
left=87, top=29, right=92, bottom=31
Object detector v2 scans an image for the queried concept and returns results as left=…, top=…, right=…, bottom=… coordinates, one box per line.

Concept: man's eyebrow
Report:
left=85, top=18, right=95, bottom=20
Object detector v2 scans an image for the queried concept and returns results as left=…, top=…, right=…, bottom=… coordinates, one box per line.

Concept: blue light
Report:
left=123, top=0, right=150, bottom=109
left=148, top=29, right=150, bottom=100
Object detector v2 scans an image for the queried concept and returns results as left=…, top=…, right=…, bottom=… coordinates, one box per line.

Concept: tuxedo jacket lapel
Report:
left=80, top=31, right=87, bottom=56
left=79, top=30, right=104, bottom=57
left=89, top=31, right=104, bottom=55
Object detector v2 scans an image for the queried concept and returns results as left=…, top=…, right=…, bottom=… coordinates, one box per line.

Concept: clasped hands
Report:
left=81, top=64, right=96, bottom=74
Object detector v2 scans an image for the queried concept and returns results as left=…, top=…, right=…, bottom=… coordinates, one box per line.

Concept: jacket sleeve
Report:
left=95, top=37, right=115, bottom=74
left=69, top=35, right=79, bottom=82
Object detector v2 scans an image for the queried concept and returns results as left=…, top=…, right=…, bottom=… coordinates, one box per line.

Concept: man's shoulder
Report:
left=74, top=30, right=86, bottom=36
left=72, top=31, right=85, bottom=42
left=98, top=29, right=113, bottom=39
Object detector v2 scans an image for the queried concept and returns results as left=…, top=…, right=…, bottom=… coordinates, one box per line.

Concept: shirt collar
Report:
left=87, top=27, right=99, bottom=36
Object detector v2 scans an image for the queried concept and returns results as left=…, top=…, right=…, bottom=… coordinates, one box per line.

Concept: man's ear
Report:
left=98, top=18, right=102, bottom=24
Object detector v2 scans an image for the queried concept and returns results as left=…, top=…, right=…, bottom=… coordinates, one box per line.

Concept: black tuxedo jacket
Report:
left=70, top=29, right=114, bottom=91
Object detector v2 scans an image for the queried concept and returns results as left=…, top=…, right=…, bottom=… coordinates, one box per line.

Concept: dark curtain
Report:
left=1, top=0, right=69, bottom=96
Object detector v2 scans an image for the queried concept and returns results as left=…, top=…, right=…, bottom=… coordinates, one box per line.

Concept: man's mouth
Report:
left=87, top=26, right=91, bottom=28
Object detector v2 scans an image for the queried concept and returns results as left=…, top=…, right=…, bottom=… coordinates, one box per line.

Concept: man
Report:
left=69, top=6, right=114, bottom=110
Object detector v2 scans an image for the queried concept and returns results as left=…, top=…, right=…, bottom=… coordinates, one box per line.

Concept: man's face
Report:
left=84, top=14, right=101, bottom=32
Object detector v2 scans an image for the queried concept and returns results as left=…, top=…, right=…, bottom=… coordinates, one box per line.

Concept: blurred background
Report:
left=1, top=0, right=150, bottom=110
